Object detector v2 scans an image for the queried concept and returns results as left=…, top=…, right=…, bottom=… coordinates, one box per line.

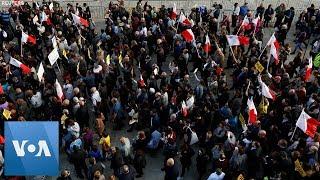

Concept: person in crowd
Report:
left=164, top=158, right=179, bottom=180
left=255, top=3, right=265, bottom=18
left=110, top=147, right=124, bottom=177
left=99, top=132, right=111, bottom=161
left=239, top=3, right=249, bottom=17
left=133, top=149, right=146, bottom=178
left=88, top=157, right=104, bottom=180
left=264, top=4, right=274, bottom=27
left=57, top=170, right=72, bottom=180
left=70, top=146, right=88, bottom=179
left=275, top=3, right=286, bottom=28
left=232, top=3, right=240, bottom=27
left=179, top=143, right=195, bottom=178
left=118, top=164, right=136, bottom=180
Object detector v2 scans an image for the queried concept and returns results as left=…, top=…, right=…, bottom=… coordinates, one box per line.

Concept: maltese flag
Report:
left=54, top=79, right=64, bottom=100
left=252, top=16, right=260, bottom=27
left=181, top=101, right=188, bottom=117
left=10, top=57, right=31, bottom=74
left=40, top=11, right=52, bottom=25
left=203, top=34, right=211, bottom=53
left=181, top=29, right=195, bottom=42
left=71, top=13, right=89, bottom=27
left=258, top=76, right=276, bottom=100
left=21, top=31, right=36, bottom=45
left=305, top=57, right=313, bottom=81
left=226, top=35, right=249, bottom=46
left=247, top=98, right=257, bottom=124
left=171, top=3, right=177, bottom=19
left=267, top=33, right=280, bottom=65
left=241, top=15, right=250, bottom=29
left=296, top=109, right=320, bottom=138
left=138, top=74, right=146, bottom=88
left=178, top=12, right=192, bottom=26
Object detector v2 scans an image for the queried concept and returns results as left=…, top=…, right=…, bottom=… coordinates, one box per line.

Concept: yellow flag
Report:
left=295, top=159, right=306, bottom=177
left=62, top=49, right=68, bottom=59
left=118, top=53, right=122, bottom=64
left=106, top=54, right=111, bottom=65
left=118, top=52, right=123, bottom=67
left=255, top=61, right=264, bottom=73
left=239, top=113, right=247, bottom=131
left=239, top=113, right=245, bottom=126
left=3, top=109, right=11, bottom=120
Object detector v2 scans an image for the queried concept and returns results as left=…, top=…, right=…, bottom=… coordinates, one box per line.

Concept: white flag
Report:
left=52, top=36, right=57, bottom=49
left=33, top=15, right=39, bottom=24
left=37, top=62, right=45, bottom=82
left=49, top=3, right=53, bottom=11
left=48, top=48, right=59, bottom=65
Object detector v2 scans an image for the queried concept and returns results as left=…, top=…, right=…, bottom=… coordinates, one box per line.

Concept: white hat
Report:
left=149, top=88, right=155, bottom=94
left=73, top=97, right=79, bottom=103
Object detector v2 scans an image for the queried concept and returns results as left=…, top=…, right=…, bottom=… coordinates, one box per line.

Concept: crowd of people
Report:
left=0, top=0, right=320, bottom=179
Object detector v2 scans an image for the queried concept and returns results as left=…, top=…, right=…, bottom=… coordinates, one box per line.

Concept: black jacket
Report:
left=164, top=163, right=179, bottom=180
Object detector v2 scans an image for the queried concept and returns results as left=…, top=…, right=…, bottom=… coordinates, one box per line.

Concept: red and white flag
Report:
left=252, top=16, right=260, bottom=27
left=138, top=74, right=146, bottom=87
left=181, top=29, right=195, bottom=42
left=40, top=11, right=52, bottom=25
left=71, top=13, right=89, bottom=27
left=258, top=77, right=276, bottom=100
left=21, top=31, right=36, bottom=45
left=305, top=57, right=313, bottom=81
left=54, top=79, right=64, bottom=100
left=241, top=15, right=250, bottom=29
left=181, top=100, right=188, bottom=117
left=203, top=34, right=211, bottom=53
left=226, top=35, right=249, bottom=46
left=296, top=109, right=320, bottom=138
left=9, top=57, right=31, bottom=74
left=171, top=3, right=177, bottom=19
left=178, top=12, right=192, bottom=26
left=247, top=98, right=257, bottom=124
left=267, top=33, right=280, bottom=65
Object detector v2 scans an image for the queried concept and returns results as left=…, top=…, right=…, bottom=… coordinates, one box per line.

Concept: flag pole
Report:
left=258, top=32, right=275, bottom=60
left=20, top=42, right=23, bottom=57
left=290, top=126, right=297, bottom=141
left=229, top=46, right=239, bottom=64
left=258, top=43, right=268, bottom=60
left=236, top=24, right=243, bottom=35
